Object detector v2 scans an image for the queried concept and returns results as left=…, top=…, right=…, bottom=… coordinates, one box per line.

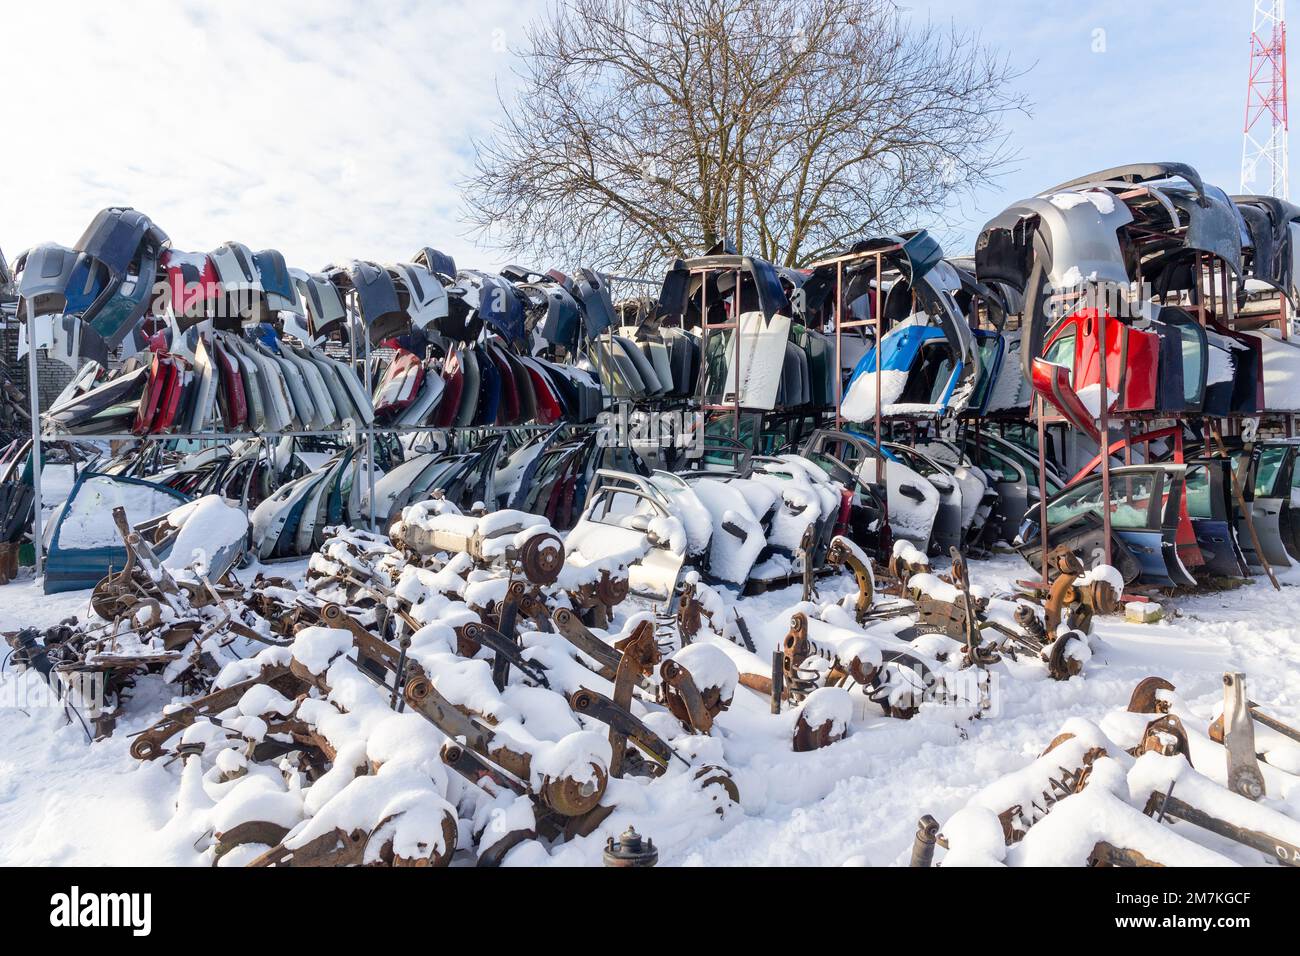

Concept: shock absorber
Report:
left=781, top=613, right=820, bottom=704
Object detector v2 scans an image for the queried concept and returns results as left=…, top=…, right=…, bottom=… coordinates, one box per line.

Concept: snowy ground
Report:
left=2, top=553, right=1299, bottom=867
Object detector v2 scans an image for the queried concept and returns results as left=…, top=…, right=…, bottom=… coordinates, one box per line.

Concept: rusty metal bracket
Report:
left=660, top=659, right=713, bottom=734
left=1222, top=672, right=1266, bottom=801
left=827, top=536, right=874, bottom=624
left=1127, top=676, right=1175, bottom=714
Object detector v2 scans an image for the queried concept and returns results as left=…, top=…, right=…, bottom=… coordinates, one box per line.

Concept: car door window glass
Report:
left=1183, top=465, right=1212, bottom=518
left=1047, top=471, right=1158, bottom=529
left=1108, top=472, right=1158, bottom=528
left=1255, top=446, right=1287, bottom=498
left=972, top=446, right=1020, bottom=484
left=1046, top=478, right=1103, bottom=525
left=1043, top=328, right=1076, bottom=381
left=1178, top=325, right=1203, bottom=405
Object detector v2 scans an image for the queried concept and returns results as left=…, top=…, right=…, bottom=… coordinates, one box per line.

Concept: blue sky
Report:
left=923, top=0, right=1255, bottom=252
left=0, top=0, right=1276, bottom=272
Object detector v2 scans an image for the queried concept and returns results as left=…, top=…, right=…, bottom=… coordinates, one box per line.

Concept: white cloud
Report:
left=3, top=0, right=545, bottom=271
left=913, top=0, right=1256, bottom=253
left=2, top=0, right=1271, bottom=271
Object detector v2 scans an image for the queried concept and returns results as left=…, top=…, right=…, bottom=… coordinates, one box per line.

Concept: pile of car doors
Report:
left=499, top=429, right=648, bottom=532
left=975, top=163, right=1273, bottom=437
left=822, top=235, right=978, bottom=423
left=1241, top=439, right=1300, bottom=570
left=588, top=324, right=700, bottom=402
left=248, top=448, right=359, bottom=559
left=107, top=436, right=317, bottom=513
left=798, top=428, right=1005, bottom=558
left=1032, top=304, right=1265, bottom=437
left=653, top=252, right=835, bottom=413
left=41, top=329, right=375, bottom=437
left=1181, top=437, right=1300, bottom=573
left=369, top=341, right=603, bottom=429
left=1015, top=431, right=1300, bottom=588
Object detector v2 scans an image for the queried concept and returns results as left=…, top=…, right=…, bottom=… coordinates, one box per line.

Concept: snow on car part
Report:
left=158, top=495, right=250, bottom=583
left=391, top=499, right=564, bottom=586
left=721, top=310, right=793, bottom=411
left=684, top=475, right=768, bottom=588
left=646, top=471, right=714, bottom=559
left=884, top=443, right=965, bottom=555
left=793, top=686, right=854, bottom=752
left=857, top=455, right=939, bottom=555
left=985, top=329, right=1033, bottom=414
left=928, top=685, right=1300, bottom=867
left=43, top=472, right=189, bottom=594
left=1248, top=327, right=1300, bottom=412
left=754, top=455, right=842, bottom=545
left=565, top=470, right=687, bottom=600
left=842, top=317, right=976, bottom=421
left=1111, top=674, right=1300, bottom=798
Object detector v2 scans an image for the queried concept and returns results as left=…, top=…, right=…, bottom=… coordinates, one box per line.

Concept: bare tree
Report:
left=464, top=0, right=1029, bottom=276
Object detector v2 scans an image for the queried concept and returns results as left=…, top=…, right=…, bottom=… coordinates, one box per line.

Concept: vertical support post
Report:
left=1097, top=307, right=1112, bottom=568
left=873, top=251, right=884, bottom=490
left=699, top=270, right=709, bottom=443
left=733, top=267, right=742, bottom=445
left=833, top=260, right=844, bottom=429
left=363, top=309, right=376, bottom=531
left=25, top=300, right=44, bottom=576
left=1036, top=394, right=1049, bottom=587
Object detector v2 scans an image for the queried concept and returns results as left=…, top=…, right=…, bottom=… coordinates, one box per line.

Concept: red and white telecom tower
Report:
left=1242, top=0, right=1290, bottom=199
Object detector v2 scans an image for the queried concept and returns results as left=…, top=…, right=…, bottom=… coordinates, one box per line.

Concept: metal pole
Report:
left=25, top=300, right=44, bottom=576
left=1036, top=394, right=1049, bottom=587
left=834, top=260, right=843, bottom=429
left=734, top=268, right=741, bottom=444
left=362, top=303, right=377, bottom=531
left=1097, top=307, right=1112, bottom=568
left=874, top=252, right=884, bottom=490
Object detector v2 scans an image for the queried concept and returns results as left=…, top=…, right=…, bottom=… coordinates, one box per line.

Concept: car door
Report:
left=963, top=440, right=1028, bottom=544
left=1093, top=467, right=1192, bottom=587
left=1234, top=443, right=1294, bottom=569
left=1183, top=459, right=1249, bottom=578
left=886, top=444, right=962, bottom=554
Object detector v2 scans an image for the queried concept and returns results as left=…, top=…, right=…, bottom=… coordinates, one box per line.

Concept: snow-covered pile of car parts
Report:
left=973, top=164, right=1300, bottom=591
left=918, top=673, right=1300, bottom=867
left=8, top=158, right=1300, bottom=865
left=0, top=460, right=1127, bottom=865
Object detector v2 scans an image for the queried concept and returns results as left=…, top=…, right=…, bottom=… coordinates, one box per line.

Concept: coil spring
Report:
left=654, top=611, right=678, bottom=656
left=785, top=663, right=822, bottom=704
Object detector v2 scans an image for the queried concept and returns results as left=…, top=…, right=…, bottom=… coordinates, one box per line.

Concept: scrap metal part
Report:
left=1144, top=789, right=1299, bottom=867
left=391, top=508, right=564, bottom=586
left=1221, top=672, right=1266, bottom=801
left=827, top=535, right=874, bottom=623
left=910, top=814, right=940, bottom=868
left=603, top=826, right=658, bottom=867
left=403, top=673, right=607, bottom=817
left=1127, top=676, right=1175, bottom=715
left=1087, top=841, right=1165, bottom=868
left=792, top=704, right=848, bottom=752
